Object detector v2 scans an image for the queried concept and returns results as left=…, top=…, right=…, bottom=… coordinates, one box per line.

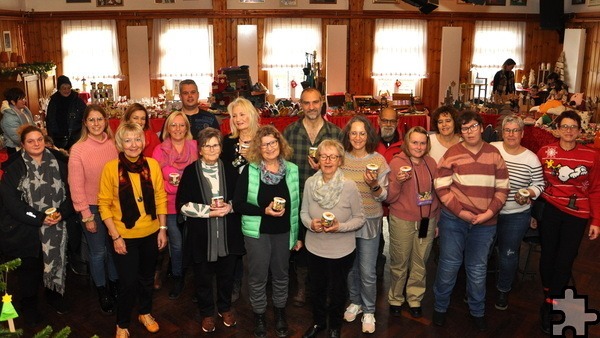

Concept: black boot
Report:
left=540, top=301, right=552, bottom=335
left=254, top=312, right=267, bottom=338
left=97, top=286, right=114, bottom=315
left=274, top=307, right=289, bottom=337
left=169, top=276, right=185, bottom=300
left=108, top=279, right=119, bottom=301
left=45, top=289, right=70, bottom=315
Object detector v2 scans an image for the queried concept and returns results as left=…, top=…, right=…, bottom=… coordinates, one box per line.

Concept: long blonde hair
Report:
left=227, top=97, right=260, bottom=139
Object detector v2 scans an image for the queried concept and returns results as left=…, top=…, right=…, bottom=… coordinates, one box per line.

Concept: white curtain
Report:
left=62, top=20, right=122, bottom=81
left=471, top=21, right=526, bottom=70
left=372, top=19, right=427, bottom=79
left=152, top=18, right=214, bottom=80
left=262, top=18, right=322, bottom=70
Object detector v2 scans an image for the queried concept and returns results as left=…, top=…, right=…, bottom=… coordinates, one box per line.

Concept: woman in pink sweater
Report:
left=68, top=104, right=119, bottom=314
left=152, top=111, right=197, bottom=299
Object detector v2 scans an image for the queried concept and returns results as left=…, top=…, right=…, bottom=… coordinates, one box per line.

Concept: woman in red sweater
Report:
left=536, top=110, right=600, bottom=334
left=123, top=103, right=161, bottom=158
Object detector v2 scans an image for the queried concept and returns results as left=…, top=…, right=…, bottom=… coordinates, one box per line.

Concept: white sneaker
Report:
left=343, top=303, right=362, bottom=322
left=361, top=313, right=376, bottom=334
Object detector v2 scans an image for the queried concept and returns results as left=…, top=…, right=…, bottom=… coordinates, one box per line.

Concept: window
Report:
left=152, top=18, right=214, bottom=100
left=372, top=19, right=427, bottom=98
left=471, top=21, right=526, bottom=93
left=262, top=18, right=322, bottom=99
left=62, top=20, right=122, bottom=95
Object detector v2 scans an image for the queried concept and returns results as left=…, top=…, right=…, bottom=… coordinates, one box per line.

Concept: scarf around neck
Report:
left=118, top=152, right=156, bottom=229
left=195, top=159, right=228, bottom=262
left=260, top=158, right=286, bottom=185
left=157, top=138, right=197, bottom=171
left=21, top=149, right=68, bottom=294
left=310, top=168, right=345, bottom=209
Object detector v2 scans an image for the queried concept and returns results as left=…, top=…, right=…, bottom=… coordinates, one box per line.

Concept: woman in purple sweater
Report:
left=68, top=104, right=119, bottom=314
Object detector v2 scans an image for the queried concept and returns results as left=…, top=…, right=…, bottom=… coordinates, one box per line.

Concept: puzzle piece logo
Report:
left=553, top=287, right=600, bottom=336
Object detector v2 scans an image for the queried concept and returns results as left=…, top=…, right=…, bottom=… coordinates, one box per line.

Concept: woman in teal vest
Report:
left=233, top=125, right=300, bottom=338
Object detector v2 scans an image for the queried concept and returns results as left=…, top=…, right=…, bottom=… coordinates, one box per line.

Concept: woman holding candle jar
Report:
left=0, top=125, right=74, bottom=326
left=536, top=110, right=600, bottom=334
left=386, top=126, right=440, bottom=319
left=340, top=115, right=389, bottom=334
left=301, top=139, right=365, bottom=338
left=176, top=127, right=244, bottom=333
left=152, top=111, right=197, bottom=299
left=220, top=97, right=260, bottom=302
left=98, top=122, right=168, bottom=337
left=490, top=115, right=544, bottom=311
left=68, top=105, right=119, bottom=315
left=233, top=125, right=300, bottom=338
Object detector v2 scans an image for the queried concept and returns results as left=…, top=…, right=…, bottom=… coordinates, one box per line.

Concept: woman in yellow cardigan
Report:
left=98, top=122, right=168, bottom=338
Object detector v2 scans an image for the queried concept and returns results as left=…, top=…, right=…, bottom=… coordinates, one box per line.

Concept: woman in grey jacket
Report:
left=1, top=87, right=34, bottom=155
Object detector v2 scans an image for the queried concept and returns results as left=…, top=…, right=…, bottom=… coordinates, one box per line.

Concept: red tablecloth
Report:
left=522, top=125, right=558, bottom=154
left=480, top=113, right=502, bottom=127
left=109, top=118, right=165, bottom=134
left=78, top=92, right=91, bottom=103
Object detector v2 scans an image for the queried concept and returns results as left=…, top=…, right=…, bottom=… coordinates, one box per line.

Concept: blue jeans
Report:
left=347, top=235, right=379, bottom=314
left=433, top=209, right=496, bottom=317
left=496, top=210, right=531, bottom=292
left=84, top=205, right=118, bottom=287
left=167, top=214, right=183, bottom=277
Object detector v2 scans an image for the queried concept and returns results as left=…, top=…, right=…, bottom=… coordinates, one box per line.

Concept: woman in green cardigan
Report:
left=233, top=125, right=301, bottom=338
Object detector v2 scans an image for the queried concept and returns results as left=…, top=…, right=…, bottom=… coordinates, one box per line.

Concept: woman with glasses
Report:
left=123, top=103, right=161, bottom=158
left=0, top=125, right=74, bottom=326
left=386, top=126, right=440, bottom=319
left=68, top=105, right=119, bottom=315
left=537, top=110, right=600, bottom=334
left=233, top=125, right=300, bottom=338
left=490, top=115, right=544, bottom=311
left=300, top=139, right=365, bottom=338
left=432, top=110, right=509, bottom=332
left=340, top=115, right=390, bottom=334
left=429, top=106, right=461, bottom=164
left=220, top=98, right=260, bottom=302
left=1, top=87, right=34, bottom=155
left=152, top=111, right=197, bottom=299
left=98, top=122, right=168, bottom=337
left=176, top=127, right=244, bottom=333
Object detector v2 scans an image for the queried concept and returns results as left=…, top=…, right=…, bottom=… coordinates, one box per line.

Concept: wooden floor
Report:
left=7, top=220, right=600, bottom=338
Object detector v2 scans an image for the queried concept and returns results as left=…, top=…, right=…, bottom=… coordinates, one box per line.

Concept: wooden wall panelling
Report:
left=581, top=22, right=600, bottom=99
left=256, top=19, right=266, bottom=87
left=347, top=18, right=373, bottom=96
left=213, top=18, right=227, bottom=73
left=524, top=22, right=562, bottom=82
left=424, top=20, right=444, bottom=110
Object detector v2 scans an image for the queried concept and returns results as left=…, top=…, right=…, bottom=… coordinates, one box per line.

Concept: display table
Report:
left=109, top=118, right=165, bottom=134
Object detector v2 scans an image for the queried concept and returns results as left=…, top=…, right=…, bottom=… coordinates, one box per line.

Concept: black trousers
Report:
left=16, top=255, right=43, bottom=320
left=539, top=202, right=587, bottom=298
left=112, top=231, right=158, bottom=328
left=193, top=254, right=236, bottom=317
left=307, top=250, right=355, bottom=330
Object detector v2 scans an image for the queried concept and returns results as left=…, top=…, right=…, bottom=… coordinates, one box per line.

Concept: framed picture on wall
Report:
left=572, top=0, right=585, bottom=4
left=486, top=0, right=506, bottom=5
left=310, top=0, right=337, bottom=4
left=97, top=0, right=123, bottom=7
left=590, top=0, right=600, bottom=6
left=280, top=0, right=297, bottom=6
left=3, top=31, right=12, bottom=52
left=510, top=0, right=526, bottom=5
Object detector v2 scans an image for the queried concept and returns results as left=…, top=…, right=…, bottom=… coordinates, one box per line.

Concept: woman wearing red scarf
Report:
left=98, top=122, right=168, bottom=338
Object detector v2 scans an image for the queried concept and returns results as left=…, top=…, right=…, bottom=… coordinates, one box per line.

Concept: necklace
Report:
left=133, top=181, right=143, bottom=202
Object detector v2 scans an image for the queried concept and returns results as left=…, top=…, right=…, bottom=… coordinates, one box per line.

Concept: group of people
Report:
left=0, top=79, right=598, bottom=338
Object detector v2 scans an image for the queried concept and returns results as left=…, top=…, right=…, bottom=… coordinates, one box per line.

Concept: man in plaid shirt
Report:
left=283, top=87, right=342, bottom=307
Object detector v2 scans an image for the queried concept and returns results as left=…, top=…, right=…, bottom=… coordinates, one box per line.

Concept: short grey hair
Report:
left=501, top=115, right=524, bottom=130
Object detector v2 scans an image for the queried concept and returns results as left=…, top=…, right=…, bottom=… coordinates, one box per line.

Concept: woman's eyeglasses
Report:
left=260, top=140, right=279, bottom=149
left=319, top=154, right=340, bottom=162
